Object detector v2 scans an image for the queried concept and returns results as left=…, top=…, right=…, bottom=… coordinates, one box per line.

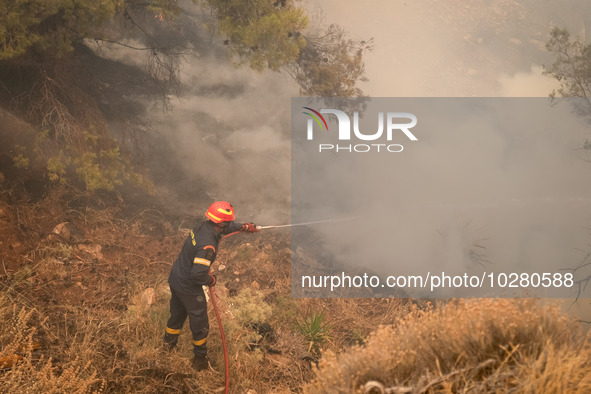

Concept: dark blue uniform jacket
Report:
left=168, top=220, right=243, bottom=294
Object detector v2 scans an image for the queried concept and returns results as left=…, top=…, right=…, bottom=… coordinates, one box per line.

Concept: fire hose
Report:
left=207, top=285, right=229, bottom=393
left=208, top=226, right=289, bottom=393
left=210, top=229, right=257, bottom=394
left=209, top=231, right=242, bottom=394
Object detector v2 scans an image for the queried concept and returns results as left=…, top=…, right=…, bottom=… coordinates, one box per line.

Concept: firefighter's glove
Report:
left=208, top=274, right=216, bottom=287
left=242, top=222, right=259, bottom=232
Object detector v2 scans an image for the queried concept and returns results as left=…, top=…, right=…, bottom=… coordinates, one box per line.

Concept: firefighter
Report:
left=163, top=201, right=258, bottom=371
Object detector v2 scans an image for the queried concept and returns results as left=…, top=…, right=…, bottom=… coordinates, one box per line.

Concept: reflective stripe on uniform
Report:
left=166, top=327, right=181, bottom=335
left=193, top=257, right=211, bottom=266
left=193, top=337, right=207, bottom=346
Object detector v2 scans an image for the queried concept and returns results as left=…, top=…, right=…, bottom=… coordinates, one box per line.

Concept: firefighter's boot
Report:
left=192, top=355, right=209, bottom=371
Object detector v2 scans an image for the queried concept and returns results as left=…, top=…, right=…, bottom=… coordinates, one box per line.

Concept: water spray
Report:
left=255, top=216, right=361, bottom=230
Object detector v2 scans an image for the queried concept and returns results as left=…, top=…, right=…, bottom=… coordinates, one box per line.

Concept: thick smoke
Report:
left=292, top=98, right=591, bottom=298
left=289, top=1, right=591, bottom=318
left=498, top=65, right=560, bottom=97
left=84, top=8, right=298, bottom=224
left=147, top=55, right=296, bottom=223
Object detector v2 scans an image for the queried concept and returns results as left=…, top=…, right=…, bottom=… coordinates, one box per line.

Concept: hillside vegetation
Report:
left=0, top=186, right=589, bottom=392
left=0, top=187, right=411, bottom=392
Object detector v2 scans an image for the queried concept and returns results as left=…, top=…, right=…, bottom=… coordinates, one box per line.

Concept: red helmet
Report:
left=205, top=201, right=235, bottom=223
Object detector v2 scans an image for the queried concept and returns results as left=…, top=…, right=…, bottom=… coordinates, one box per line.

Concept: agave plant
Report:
left=296, top=307, right=332, bottom=354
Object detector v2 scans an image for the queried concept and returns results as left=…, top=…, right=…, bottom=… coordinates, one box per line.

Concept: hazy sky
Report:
left=309, top=0, right=590, bottom=97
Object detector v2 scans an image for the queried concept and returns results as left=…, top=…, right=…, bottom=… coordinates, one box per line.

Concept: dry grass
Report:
left=304, top=298, right=591, bottom=393
left=0, top=304, right=104, bottom=393
left=0, top=235, right=410, bottom=393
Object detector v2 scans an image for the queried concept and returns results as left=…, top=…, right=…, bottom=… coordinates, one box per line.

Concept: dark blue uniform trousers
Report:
left=163, top=287, right=209, bottom=356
